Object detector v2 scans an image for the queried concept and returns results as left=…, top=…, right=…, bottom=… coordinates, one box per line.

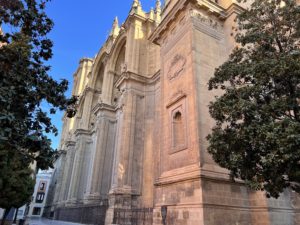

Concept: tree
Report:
left=0, top=150, right=35, bottom=225
left=207, top=0, right=300, bottom=198
left=0, top=0, right=76, bottom=221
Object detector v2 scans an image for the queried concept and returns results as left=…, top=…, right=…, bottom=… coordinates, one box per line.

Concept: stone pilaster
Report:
left=84, top=105, right=117, bottom=204
left=52, top=151, right=66, bottom=205
left=78, top=88, right=94, bottom=130
left=57, top=141, right=76, bottom=205
left=102, top=71, right=115, bottom=105
left=105, top=75, right=146, bottom=224
left=67, top=131, right=91, bottom=205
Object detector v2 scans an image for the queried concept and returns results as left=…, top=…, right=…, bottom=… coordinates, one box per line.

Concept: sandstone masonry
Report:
left=44, top=1, right=300, bottom=225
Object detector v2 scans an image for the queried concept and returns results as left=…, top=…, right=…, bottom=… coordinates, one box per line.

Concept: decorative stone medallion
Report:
left=167, top=54, right=186, bottom=81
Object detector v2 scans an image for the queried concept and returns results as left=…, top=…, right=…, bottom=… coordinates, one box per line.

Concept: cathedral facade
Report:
left=45, top=0, right=300, bottom=224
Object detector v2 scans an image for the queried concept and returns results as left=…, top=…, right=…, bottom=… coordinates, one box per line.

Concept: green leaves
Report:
left=208, top=0, right=300, bottom=198
left=0, top=0, right=77, bottom=210
left=0, top=149, right=35, bottom=209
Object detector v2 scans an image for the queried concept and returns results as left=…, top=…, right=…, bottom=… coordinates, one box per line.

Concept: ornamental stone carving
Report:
left=167, top=54, right=186, bottom=81
left=189, top=9, right=222, bottom=32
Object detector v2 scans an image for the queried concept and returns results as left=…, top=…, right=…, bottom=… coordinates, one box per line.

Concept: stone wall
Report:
left=55, top=203, right=108, bottom=225
left=46, top=1, right=300, bottom=225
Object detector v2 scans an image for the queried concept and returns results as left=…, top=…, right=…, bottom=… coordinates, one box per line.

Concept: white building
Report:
left=27, top=170, right=52, bottom=217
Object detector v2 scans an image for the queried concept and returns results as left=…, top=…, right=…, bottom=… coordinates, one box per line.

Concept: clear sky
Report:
left=46, top=0, right=156, bottom=149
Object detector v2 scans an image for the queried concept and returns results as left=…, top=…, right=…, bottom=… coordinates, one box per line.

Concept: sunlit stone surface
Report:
left=44, top=1, right=300, bottom=225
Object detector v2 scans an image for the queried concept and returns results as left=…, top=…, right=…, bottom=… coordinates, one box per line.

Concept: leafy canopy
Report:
left=207, top=0, right=300, bottom=198
left=0, top=149, right=35, bottom=210
left=0, top=0, right=76, bottom=210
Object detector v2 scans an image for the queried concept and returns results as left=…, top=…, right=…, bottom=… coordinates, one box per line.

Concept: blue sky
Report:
left=46, top=0, right=155, bottom=149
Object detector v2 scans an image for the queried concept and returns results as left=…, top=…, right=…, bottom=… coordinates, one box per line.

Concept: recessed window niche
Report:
left=170, top=102, right=188, bottom=153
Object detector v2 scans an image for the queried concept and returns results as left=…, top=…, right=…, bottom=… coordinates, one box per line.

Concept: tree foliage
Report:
left=0, top=149, right=34, bottom=210
left=207, top=0, right=300, bottom=198
left=0, top=0, right=76, bottom=211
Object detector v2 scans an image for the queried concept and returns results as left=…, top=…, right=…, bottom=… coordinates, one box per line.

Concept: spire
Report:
left=138, top=0, right=142, bottom=8
left=132, top=0, right=139, bottom=8
left=149, top=7, right=155, bottom=20
left=130, top=0, right=143, bottom=15
left=155, top=0, right=162, bottom=23
left=110, top=17, right=120, bottom=37
left=155, top=0, right=161, bottom=13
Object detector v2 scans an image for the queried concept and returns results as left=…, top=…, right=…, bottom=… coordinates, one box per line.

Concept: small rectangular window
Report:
left=39, top=182, right=45, bottom=191
left=35, top=193, right=45, bottom=203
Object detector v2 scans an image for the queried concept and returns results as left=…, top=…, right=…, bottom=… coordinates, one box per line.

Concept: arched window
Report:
left=173, top=111, right=185, bottom=148
left=114, top=42, right=126, bottom=77
left=95, top=63, right=104, bottom=91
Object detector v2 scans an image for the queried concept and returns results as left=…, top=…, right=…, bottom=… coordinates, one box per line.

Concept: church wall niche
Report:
left=114, top=42, right=126, bottom=77
left=89, top=62, right=106, bottom=129
left=104, top=37, right=127, bottom=106
left=112, top=41, right=126, bottom=104
left=170, top=101, right=187, bottom=153
left=95, top=63, right=105, bottom=91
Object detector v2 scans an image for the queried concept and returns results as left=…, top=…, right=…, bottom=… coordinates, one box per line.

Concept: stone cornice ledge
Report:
left=196, top=0, right=226, bottom=17
left=149, top=0, right=226, bottom=45
left=115, top=70, right=160, bottom=88
left=74, top=128, right=92, bottom=136
left=65, top=140, right=76, bottom=147
left=155, top=164, right=201, bottom=186
left=92, top=103, right=116, bottom=115
left=149, top=0, right=188, bottom=44
left=224, top=3, right=244, bottom=17
left=155, top=163, right=247, bottom=186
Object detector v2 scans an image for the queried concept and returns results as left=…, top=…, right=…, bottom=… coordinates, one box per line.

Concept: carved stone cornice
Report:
left=166, top=90, right=187, bottom=108
left=114, top=70, right=161, bottom=88
left=74, top=129, right=92, bottom=137
left=224, top=3, right=244, bottom=17
left=155, top=164, right=201, bottom=186
left=196, top=0, right=226, bottom=18
left=65, top=140, right=76, bottom=147
left=150, top=0, right=244, bottom=45
left=149, top=0, right=188, bottom=45
left=92, top=102, right=116, bottom=115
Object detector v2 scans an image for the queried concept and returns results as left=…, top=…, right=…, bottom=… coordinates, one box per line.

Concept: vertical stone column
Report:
left=105, top=82, right=146, bottom=225
left=102, top=71, right=115, bottom=105
left=63, top=143, right=76, bottom=202
left=110, top=88, right=136, bottom=192
left=126, top=20, right=144, bottom=74
left=67, top=133, right=90, bottom=205
left=53, top=151, right=66, bottom=206
left=84, top=114, right=107, bottom=202
left=79, top=89, right=94, bottom=130
left=84, top=107, right=117, bottom=204
left=56, top=141, right=76, bottom=205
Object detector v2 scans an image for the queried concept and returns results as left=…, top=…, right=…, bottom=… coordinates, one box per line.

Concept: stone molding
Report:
left=155, top=164, right=201, bottom=186
left=166, top=90, right=187, bottom=108
left=115, top=70, right=160, bottom=88
left=74, top=128, right=92, bottom=137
